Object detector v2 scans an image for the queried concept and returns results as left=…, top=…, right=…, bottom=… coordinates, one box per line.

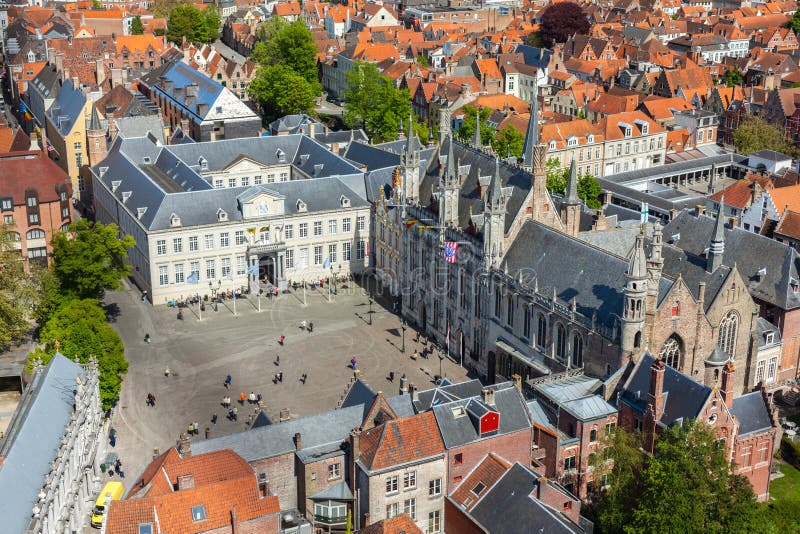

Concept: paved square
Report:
left=106, top=281, right=469, bottom=485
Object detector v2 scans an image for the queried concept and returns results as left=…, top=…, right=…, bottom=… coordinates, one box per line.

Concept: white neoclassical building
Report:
left=92, top=133, right=372, bottom=304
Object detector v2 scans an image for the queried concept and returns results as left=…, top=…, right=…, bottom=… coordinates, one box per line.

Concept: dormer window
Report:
left=136, top=207, right=147, bottom=219
left=217, top=209, right=228, bottom=222
left=170, top=213, right=181, bottom=227
left=549, top=140, right=556, bottom=150
left=296, top=199, right=307, bottom=212
left=111, top=180, right=121, bottom=192
left=276, top=149, right=286, bottom=163
left=587, top=134, right=594, bottom=143
left=143, top=156, right=151, bottom=164
left=765, top=331, right=775, bottom=344
left=122, top=191, right=132, bottom=203
left=450, top=405, right=466, bottom=418
left=340, top=195, right=351, bottom=208
left=619, top=122, right=633, bottom=137
left=756, top=267, right=767, bottom=282
left=567, top=136, right=578, bottom=147
left=635, top=119, right=649, bottom=135
left=198, top=156, right=208, bottom=170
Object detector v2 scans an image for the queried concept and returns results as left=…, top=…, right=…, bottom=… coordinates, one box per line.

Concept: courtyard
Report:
left=105, top=279, right=470, bottom=487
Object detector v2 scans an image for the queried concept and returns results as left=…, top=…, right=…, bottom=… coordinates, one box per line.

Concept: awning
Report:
left=495, top=338, right=551, bottom=376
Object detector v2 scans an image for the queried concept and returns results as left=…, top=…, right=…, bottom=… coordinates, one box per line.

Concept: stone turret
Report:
left=400, top=113, right=421, bottom=203
left=560, top=159, right=581, bottom=237
left=87, top=104, right=107, bottom=167
left=707, top=197, right=726, bottom=273
left=483, top=158, right=507, bottom=268
left=622, top=231, right=648, bottom=357
left=439, top=135, right=460, bottom=227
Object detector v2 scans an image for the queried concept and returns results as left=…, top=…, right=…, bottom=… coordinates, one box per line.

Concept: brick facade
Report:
left=445, top=428, right=531, bottom=491
left=250, top=453, right=297, bottom=510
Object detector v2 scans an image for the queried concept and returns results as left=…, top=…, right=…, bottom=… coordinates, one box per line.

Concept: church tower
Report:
left=482, top=158, right=507, bottom=268
left=439, top=107, right=451, bottom=144
left=621, top=231, right=648, bottom=358
left=439, top=135, right=460, bottom=227
left=646, top=222, right=664, bottom=310
left=400, top=114, right=421, bottom=203
left=87, top=104, right=107, bottom=167
left=707, top=197, right=726, bottom=273
left=522, top=89, right=553, bottom=226
left=560, top=159, right=581, bottom=237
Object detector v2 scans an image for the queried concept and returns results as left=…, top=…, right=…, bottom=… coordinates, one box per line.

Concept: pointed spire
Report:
left=564, top=158, right=580, bottom=205
left=445, top=134, right=457, bottom=185
left=522, top=89, right=540, bottom=165
left=628, top=231, right=648, bottom=280
left=708, top=195, right=726, bottom=272
left=404, top=112, right=416, bottom=155
left=89, top=103, right=103, bottom=132
left=473, top=109, right=482, bottom=149
left=486, top=157, right=503, bottom=212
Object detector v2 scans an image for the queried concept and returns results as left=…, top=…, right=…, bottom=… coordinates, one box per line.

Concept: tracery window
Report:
left=718, top=311, right=739, bottom=359
left=659, top=335, right=682, bottom=369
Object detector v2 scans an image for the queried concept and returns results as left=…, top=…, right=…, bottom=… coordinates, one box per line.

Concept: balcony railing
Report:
left=248, top=241, right=286, bottom=255
left=314, top=514, right=348, bottom=525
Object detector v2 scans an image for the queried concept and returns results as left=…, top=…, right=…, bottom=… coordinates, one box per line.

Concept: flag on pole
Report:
left=19, top=101, right=27, bottom=114
left=246, top=265, right=259, bottom=276
left=46, top=140, right=55, bottom=152
left=323, top=256, right=331, bottom=269
left=640, top=202, right=649, bottom=223
left=443, top=242, right=459, bottom=263
left=405, top=219, right=418, bottom=228
left=187, top=271, right=199, bottom=284
left=446, top=323, right=451, bottom=350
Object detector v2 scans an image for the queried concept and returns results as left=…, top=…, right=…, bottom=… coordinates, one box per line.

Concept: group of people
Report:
left=107, top=458, right=124, bottom=479
left=186, top=421, right=201, bottom=436
left=145, top=392, right=156, bottom=407
left=299, top=320, right=314, bottom=332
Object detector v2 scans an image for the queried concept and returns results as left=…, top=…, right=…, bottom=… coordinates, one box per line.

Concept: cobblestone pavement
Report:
left=105, top=281, right=469, bottom=489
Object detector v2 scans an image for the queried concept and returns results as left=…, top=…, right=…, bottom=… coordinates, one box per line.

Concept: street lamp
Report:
left=438, top=345, right=444, bottom=383
left=400, top=319, right=407, bottom=353
left=368, top=292, right=373, bottom=325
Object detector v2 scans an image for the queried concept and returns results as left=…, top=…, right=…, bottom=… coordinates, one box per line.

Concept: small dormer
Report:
left=549, top=140, right=556, bottom=150
left=587, top=134, right=594, bottom=144
left=217, top=208, right=228, bottom=222
left=764, top=330, right=775, bottom=344
left=122, top=191, right=132, bottom=203
left=755, top=267, right=767, bottom=283
left=111, top=180, right=121, bottom=192
left=791, top=277, right=799, bottom=294
left=567, top=135, right=578, bottom=147
left=169, top=213, right=181, bottom=227
left=634, top=119, right=649, bottom=135
left=276, top=149, right=286, bottom=163
left=618, top=122, right=633, bottom=137
left=296, top=199, right=307, bottom=212
left=100, top=166, right=109, bottom=177
left=198, top=156, right=208, bottom=171
left=340, top=195, right=351, bottom=208
left=136, top=207, right=147, bottom=219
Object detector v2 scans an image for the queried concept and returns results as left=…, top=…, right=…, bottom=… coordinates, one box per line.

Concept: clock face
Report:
left=258, top=201, right=268, bottom=214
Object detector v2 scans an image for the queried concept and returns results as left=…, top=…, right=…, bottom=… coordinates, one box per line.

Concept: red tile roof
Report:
left=360, top=514, right=423, bottom=534
left=359, top=412, right=445, bottom=471
left=775, top=209, right=800, bottom=239
left=450, top=453, right=511, bottom=512
left=0, top=151, right=71, bottom=203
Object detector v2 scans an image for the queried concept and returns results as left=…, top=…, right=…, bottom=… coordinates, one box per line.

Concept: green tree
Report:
left=130, top=15, right=145, bottom=35
left=578, top=173, right=603, bottom=209
left=27, top=299, right=128, bottom=410
left=733, top=115, right=795, bottom=156
left=343, top=61, right=411, bottom=143
left=722, top=69, right=743, bottom=88
left=50, top=219, right=135, bottom=301
left=152, top=0, right=192, bottom=18
left=0, top=224, right=39, bottom=351
left=545, top=157, right=567, bottom=193
left=595, top=423, right=762, bottom=534
left=789, top=10, right=800, bottom=33
left=249, top=64, right=318, bottom=122
left=166, top=5, right=218, bottom=44
left=492, top=125, right=524, bottom=159
left=91, top=0, right=102, bottom=8
left=416, top=54, right=429, bottom=67
left=456, top=106, right=496, bottom=146
left=252, top=18, right=320, bottom=88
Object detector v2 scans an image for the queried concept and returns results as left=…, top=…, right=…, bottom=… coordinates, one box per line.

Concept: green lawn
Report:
left=761, top=460, right=800, bottom=531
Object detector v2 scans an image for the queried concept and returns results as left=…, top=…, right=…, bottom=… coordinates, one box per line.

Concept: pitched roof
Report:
left=0, top=151, right=71, bottom=203
left=768, top=184, right=800, bottom=215
left=359, top=412, right=445, bottom=471
left=449, top=453, right=511, bottom=511
left=359, top=514, right=423, bottom=534
left=775, top=208, right=800, bottom=239
left=731, top=391, right=774, bottom=436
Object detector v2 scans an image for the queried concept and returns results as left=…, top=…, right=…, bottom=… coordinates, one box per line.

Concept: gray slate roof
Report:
left=114, top=116, right=166, bottom=144
left=431, top=387, right=531, bottom=448
left=468, top=463, right=584, bottom=534
left=412, top=379, right=515, bottom=413
left=502, top=221, right=672, bottom=328
left=48, top=78, right=86, bottom=136
left=663, top=210, right=800, bottom=310
left=192, top=404, right=365, bottom=461
left=757, top=317, right=781, bottom=348
left=0, top=354, right=85, bottom=534
left=618, top=352, right=712, bottom=427
left=731, top=391, right=773, bottom=437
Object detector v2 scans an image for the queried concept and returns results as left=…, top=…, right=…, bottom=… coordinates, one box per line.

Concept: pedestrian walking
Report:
left=227, top=408, right=234, bottom=421
left=257, top=393, right=263, bottom=403
left=301, top=373, right=308, bottom=384
left=164, top=367, right=171, bottom=377
left=249, top=392, right=256, bottom=404
left=194, top=422, right=199, bottom=436
left=308, top=321, right=314, bottom=333
left=211, top=413, right=218, bottom=425
left=279, top=335, right=285, bottom=346
left=300, top=320, right=307, bottom=331
left=278, top=371, right=284, bottom=383
left=232, top=407, right=238, bottom=421
left=188, top=422, right=195, bottom=435
left=225, top=375, right=232, bottom=389
left=350, top=357, right=357, bottom=370
left=412, top=351, right=418, bottom=360
left=239, top=392, right=246, bottom=405
left=275, top=354, right=280, bottom=366
left=389, top=371, right=395, bottom=382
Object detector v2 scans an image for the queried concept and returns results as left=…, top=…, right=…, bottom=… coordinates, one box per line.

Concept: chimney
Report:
left=162, top=78, right=174, bottom=93
left=196, top=103, right=209, bottom=116
left=481, top=387, right=496, bottom=405
left=180, top=118, right=190, bottom=134
left=111, top=68, right=123, bottom=88
left=96, top=59, right=105, bottom=87
left=645, top=358, right=665, bottom=453
left=399, top=373, right=408, bottom=394
left=721, top=361, right=735, bottom=409
left=728, top=216, right=738, bottom=228
left=177, top=474, right=195, bottom=490
left=511, top=373, right=522, bottom=392
left=409, top=383, right=419, bottom=402
left=184, top=94, right=196, bottom=109
left=177, top=432, right=192, bottom=457
left=293, top=432, right=302, bottom=450
left=695, top=204, right=705, bottom=216
left=186, top=83, right=199, bottom=97
left=29, top=132, right=39, bottom=151
left=173, top=86, right=185, bottom=101
left=279, top=408, right=290, bottom=421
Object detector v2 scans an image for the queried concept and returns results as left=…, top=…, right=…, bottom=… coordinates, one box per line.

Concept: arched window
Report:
left=507, top=295, right=514, bottom=327
left=718, top=311, right=739, bottom=358
left=572, top=333, right=583, bottom=368
left=634, top=331, right=642, bottom=348
left=26, top=229, right=45, bottom=240
left=659, top=335, right=683, bottom=369
left=7, top=231, right=21, bottom=242
left=555, top=324, right=566, bottom=361
left=536, top=314, right=547, bottom=348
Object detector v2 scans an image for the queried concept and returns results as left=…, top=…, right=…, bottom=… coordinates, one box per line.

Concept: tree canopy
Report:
left=343, top=61, right=414, bottom=143
left=733, top=115, right=797, bottom=157
left=249, top=17, right=321, bottom=122
left=28, top=299, right=128, bottom=411
left=545, top=157, right=602, bottom=209
left=166, top=5, right=220, bottom=45
left=130, top=15, right=145, bottom=35
left=0, top=224, right=39, bottom=351
left=492, top=125, right=525, bottom=159
left=789, top=10, right=800, bottom=34
left=593, top=422, right=761, bottom=534
left=50, top=219, right=135, bottom=301
left=722, top=69, right=743, bottom=88
left=456, top=106, right=496, bottom=147
left=538, top=1, right=590, bottom=47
